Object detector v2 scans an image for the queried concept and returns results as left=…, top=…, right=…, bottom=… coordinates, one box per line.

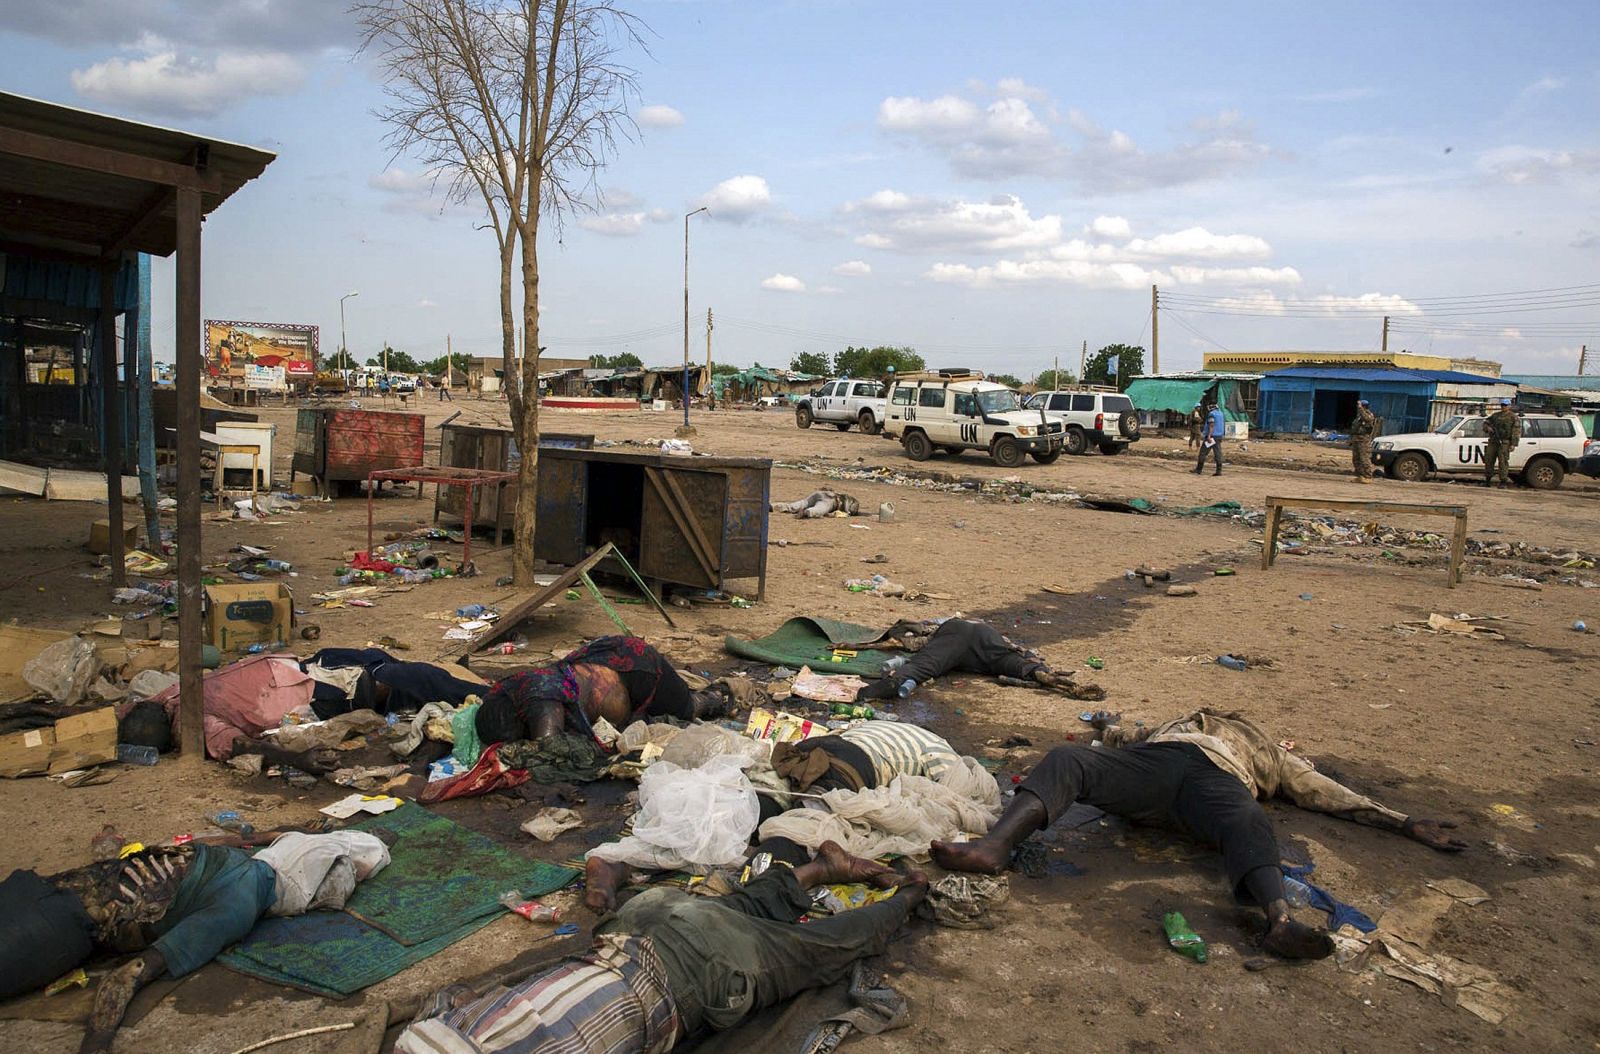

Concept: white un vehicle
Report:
left=1372, top=412, right=1589, bottom=490
left=795, top=378, right=887, bottom=434
left=882, top=370, right=1065, bottom=467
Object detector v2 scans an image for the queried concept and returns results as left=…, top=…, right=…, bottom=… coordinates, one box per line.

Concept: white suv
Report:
left=883, top=371, right=1065, bottom=467
left=1022, top=389, right=1141, bottom=455
left=1372, top=413, right=1589, bottom=489
left=795, top=379, right=887, bottom=434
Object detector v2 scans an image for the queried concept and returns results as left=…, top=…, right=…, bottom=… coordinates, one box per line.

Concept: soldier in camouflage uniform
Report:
left=1484, top=398, right=1520, bottom=488
left=1187, top=404, right=1203, bottom=448
left=1349, top=399, right=1377, bottom=483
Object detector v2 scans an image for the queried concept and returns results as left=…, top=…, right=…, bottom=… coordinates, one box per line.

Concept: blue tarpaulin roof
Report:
left=1263, top=366, right=1508, bottom=384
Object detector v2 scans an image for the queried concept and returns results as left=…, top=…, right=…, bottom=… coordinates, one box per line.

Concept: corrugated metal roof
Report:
left=1264, top=366, right=1509, bottom=384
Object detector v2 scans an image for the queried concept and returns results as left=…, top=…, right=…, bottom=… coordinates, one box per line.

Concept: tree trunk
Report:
left=512, top=223, right=542, bottom=586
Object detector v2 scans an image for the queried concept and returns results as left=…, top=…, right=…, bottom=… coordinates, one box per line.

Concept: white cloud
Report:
left=761, top=273, right=806, bottom=293
left=1168, top=265, right=1302, bottom=285
left=1125, top=227, right=1273, bottom=260
left=832, top=260, right=872, bottom=277
left=417, top=299, right=438, bottom=308
left=845, top=192, right=1062, bottom=254
left=927, top=259, right=1163, bottom=290
left=369, top=168, right=449, bottom=216
left=1478, top=145, right=1600, bottom=185
left=638, top=104, right=685, bottom=128
left=579, top=211, right=651, bottom=236
left=1206, top=291, right=1421, bottom=316
left=1499, top=328, right=1523, bottom=340
left=71, top=44, right=304, bottom=118
left=1087, top=215, right=1131, bottom=239
left=878, top=84, right=1271, bottom=188
left=697, top=175, right=773, bottom=223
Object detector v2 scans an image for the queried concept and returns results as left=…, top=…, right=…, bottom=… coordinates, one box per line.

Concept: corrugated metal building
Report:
left=1256, top=367, right=1516, bottom=435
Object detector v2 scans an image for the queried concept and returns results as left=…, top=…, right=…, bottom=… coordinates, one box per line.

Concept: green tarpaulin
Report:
left=1125, top=378, right=1214, bottom=414
left=724, top=617, right=894, bottom=676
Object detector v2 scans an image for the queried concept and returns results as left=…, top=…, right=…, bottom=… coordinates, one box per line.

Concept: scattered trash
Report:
left=116, top=743, right=159, bottom=766
left=1216, top=655, right=1247, bottom=672
left=844, top=574, right=905, bottom=597
left=21, top=637, right=101, bottom=706
left=1162, top=911, right=1207, bottom=963
left=1084, top=656, right=1105, bottom=670
left=878, top=501, right=896, bottom=523
left=1298, top=593, right=1314, bottom=601
left=521, top=807, right=584, bottom=842
left=792, top=666, right=869, bottom=704
left=1574, top=620, right=1588, bottom=633
left=43, top=968, right=89, bottom=996
left=1487, top=803, right=1538, bottom=831
left=1213, top=567, right=1235, bottom=576
left=498, top=890, right=561, bottom=921
left=319, top=793, right=403, bottom=819
left=1165, top=585, right=1198, bottom=597
left=918, top=874, right=1010, bottom=929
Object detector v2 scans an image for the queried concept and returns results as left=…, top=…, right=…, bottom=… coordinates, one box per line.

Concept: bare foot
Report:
left=583, top=857, right=629, bottom=914
left=1262, top=917, right=1335, bottom=960
left=812, top=840, right=899, bottom=888
left=930, top=838, right=1009, bottom=875
left=894, top=868, right=930, bottom=908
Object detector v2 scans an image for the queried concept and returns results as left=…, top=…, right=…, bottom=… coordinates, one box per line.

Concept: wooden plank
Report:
left=0, top=126, right=223, bottom=193
left=1264, top=495, right=1467, bottom=518
left=444, top=545, right=615, bottom=662
left=1449, top=512, right=1468, bottom=589
left=645, top=467, right=719, bottom=584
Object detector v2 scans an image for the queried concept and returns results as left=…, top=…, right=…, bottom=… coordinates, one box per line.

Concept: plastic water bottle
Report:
left=457, top=604, right=489, bottom=618
left=116, top=743, right=159, bottom=766
left=882, top=655, right=907, bottom=673
left=1283, top=876, right=1315, bottom=909
left=261, top=559, right=292, bottom=572
left=1162, top=911, right=1207, bottom=963
left=897, top=679, right=917, bottom=698
left=1216, top=655, right=1248, bottom=671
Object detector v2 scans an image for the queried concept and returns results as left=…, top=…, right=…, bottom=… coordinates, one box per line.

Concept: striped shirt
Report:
left=396, top=934, right=679, bottom=1054
left=839, top=722, right=959, bottom=785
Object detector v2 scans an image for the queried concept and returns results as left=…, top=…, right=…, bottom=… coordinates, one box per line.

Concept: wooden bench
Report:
left=1262, top=495, right=1468, bottom=588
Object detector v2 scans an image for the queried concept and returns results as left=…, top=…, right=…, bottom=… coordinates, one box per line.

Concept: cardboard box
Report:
left=87, top=519, right=139, bottom=555
left=204, top=582, right=294, bottom=651
left=122, top=615, right=162, bottom=641
left=48, top=707, right=118, bottom=774
left=0, top=625, right=72, bottom=704
left=0, top=724, right=55, bottom=777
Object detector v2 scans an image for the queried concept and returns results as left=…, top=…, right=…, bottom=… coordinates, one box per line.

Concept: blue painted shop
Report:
left=1255, top=366, right=1516, bottom=436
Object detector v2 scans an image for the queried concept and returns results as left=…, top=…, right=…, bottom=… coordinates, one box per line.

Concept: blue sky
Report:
left=1, top=0, right=1596, bottom=375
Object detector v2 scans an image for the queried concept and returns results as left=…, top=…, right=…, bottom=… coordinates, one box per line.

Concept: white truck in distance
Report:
left=882, top=370, right=1066, bottom=467
left=1372, top=412, right=1588, bottom=489
left=794, top=378, right=887, bottom=434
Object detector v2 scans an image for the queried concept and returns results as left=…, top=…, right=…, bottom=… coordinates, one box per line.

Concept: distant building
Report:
left=466, top=354, right=587, bottom=393
left=1503, top=374, right=1600, bottom=437
left=1256, top=367, right=1517, bottom=435
left=1202, top=350, right=1502, bottom=378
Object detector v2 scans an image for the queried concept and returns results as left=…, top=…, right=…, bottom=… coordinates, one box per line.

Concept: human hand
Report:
left=1403, top=818, right=1468, bottom=852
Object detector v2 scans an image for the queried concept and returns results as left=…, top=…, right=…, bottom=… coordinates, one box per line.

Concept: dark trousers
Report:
left=862, top=620, right=1041, bottom=699
left=1018, top=742, right=1279, bottom=899
left=606, top=869, right=912, bottom=1034
left=1195, top=439, right=1223, bottom=473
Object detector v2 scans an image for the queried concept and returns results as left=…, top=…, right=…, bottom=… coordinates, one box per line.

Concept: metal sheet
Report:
left=534, top=455, right=587, bottom=566
left=640, top=466, right=727, bottom=588
left=322, top=409, right=424, bottom=480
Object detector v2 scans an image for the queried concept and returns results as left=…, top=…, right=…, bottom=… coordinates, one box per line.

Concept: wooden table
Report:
left=1262, top=495, right=1468, bottom=588
left=199, top=430, right=259, bottom=514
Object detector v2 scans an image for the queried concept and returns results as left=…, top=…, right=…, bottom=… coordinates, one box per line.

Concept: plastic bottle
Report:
left=116, top=743, right=159, bottom=766
left=1216, top=655, right=1247, bottom=672
left=498, top=890, right=559, bottom=922
left=457, top=604, right=489, bottom=618
left=1282, top=876, right=1315, bottom=909
left=1162, top=911, right=1207, bottom=963
left=261, top=559, right=293, bottom=572
left=897, top=678, right=917, bottom=698
left=830, top=703, right=876, bottom=720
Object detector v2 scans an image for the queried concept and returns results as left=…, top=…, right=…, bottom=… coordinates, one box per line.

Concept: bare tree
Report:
left=356, top=0, right=640, bottom=584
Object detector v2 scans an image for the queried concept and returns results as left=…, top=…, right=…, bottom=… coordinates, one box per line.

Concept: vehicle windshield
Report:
left=1434, top=416, right=1464, bottom=434
left=977, top=389, right=1022, bottom=414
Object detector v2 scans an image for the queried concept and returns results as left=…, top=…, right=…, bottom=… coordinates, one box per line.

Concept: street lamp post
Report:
left=339, top=291, right=360, bottom=371
left=682, top=207, right=708, bottom=432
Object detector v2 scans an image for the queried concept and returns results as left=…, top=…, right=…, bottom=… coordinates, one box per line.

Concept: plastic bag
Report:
left=21, top=637, right=100, bottom=706
left=127, top=669, right=180, bottom=702
left=588, top=755, right=759, bottom=870
left=658, top=722, right=769, bottom=770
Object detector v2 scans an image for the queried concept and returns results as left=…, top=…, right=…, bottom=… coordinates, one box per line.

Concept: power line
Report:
left=1167, top=311, right=1231, bottom=352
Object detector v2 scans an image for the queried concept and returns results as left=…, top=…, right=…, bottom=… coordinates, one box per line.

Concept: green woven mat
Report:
left=724, top=616, right=893, bottom=676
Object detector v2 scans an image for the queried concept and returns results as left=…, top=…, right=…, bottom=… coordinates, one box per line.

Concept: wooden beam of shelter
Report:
left=0, top=126, right=223, bottom=193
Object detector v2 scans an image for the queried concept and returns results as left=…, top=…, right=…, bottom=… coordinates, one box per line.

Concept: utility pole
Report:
left=705, top=308, right=714, bottom=410
left=1580, top=344, right=1588, bottom=375
left=1079, top=339, right=1087, bottom=382
left=445, top=334, right=453, bottom=391
left=1053, top=354, right=1059, bottom=390
left=1381, top=315, right=1390, bottom=353
left=681, top=206, right=708, bottom=433
left=1150, top=284, right=1160, bottom=374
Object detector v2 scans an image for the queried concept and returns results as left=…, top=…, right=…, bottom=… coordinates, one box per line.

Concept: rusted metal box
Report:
left=435, top=423, right=593, bottom=529
left=533, top=448, right=770, bottom=599
left=291, top=408, right=425, bottom=495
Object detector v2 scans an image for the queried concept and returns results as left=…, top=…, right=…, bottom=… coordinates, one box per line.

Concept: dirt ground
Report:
left=0, top=392, right=1596, bottom=1053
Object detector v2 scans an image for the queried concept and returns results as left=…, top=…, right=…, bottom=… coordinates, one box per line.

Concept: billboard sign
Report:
left=205, top=320, right=320, bottom=376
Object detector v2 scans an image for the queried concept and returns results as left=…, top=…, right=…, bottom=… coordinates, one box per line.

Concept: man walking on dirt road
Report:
left=1193, top=401, right=1226, bottom=476
left=1349, top=399, right=1377, bottom=484
left=1484, top=398, right=1520, bottom=488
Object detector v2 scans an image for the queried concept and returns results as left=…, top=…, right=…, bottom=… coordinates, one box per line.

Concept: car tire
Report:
left=1064, top=427, right=1088, bottom=456
left=1031, top=449, right=1061, bottom=464
left=903, top=431, right=933, bottom=461
left=1391, top=451, right=1429, bottom=483
left=991, top=436, right=1024, bottom=468
left=1522, top=456, right=1565, bottom=490
left=858, top=410, right=879, bottom=436
left=834, top=421, right=852, bottom=431
left=1098, top=441, right=1124, bottom=456
left=795, top=405, right=813, bottom=429
left=1119, top=414, right=1140, bottom=439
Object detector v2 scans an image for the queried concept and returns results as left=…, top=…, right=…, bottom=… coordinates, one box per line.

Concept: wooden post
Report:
left=174, top=186, right=205, bottom=760
left=1449, top=510, right=1468, bottom=588
left=1381, top=315, right=1390, bottom=353
left=1261, top=501, right=1282, bottom=569
left=98, top=262, right=126, bottom=587
left=1150, top=284, right=1159, bottom=374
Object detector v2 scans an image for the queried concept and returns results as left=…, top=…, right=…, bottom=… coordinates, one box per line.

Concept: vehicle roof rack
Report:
left=893, top=369, right=986, bottom=383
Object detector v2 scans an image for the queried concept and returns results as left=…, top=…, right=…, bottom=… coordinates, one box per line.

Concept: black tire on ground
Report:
left=858, top=410, right=879, bottom=435
left=1522, top=456, right=1565, bottom=490
left=991, top=436, right=1024, bottom=468
left=1064, top=427, right=1088, bottom=456
left=834, top=421, right=852, bottom=431
left=903, top=431, right=933, bottom=461
left=1391, top=451, right=1429, bottom=482
left=1098, top=442, right=1124, bottom=456
left=795, top=405, right=813, bottom=429
left=1032, top=449, right=1061, bottom=464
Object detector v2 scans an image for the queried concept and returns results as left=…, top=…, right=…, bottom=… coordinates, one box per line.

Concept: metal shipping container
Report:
left=290, top=407, right=425, bottom=496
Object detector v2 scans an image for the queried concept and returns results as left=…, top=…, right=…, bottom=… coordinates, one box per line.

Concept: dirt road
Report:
left=0, top=394, right=1594, bottom=1053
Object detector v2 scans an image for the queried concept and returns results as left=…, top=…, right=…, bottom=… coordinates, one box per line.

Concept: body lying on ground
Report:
left=1, top=831, right=390, bottom=1052
left=932, top=709, right=1466, bottom=959
left=302, top=647, right=487, bottom=716
left=855, top=618, right=1101, bottom=702
left=398, top=842, right=923, bottom=1054
left=770, top=489, right=861, bottom=518
left=475, top=636, right=730, bottom=746
left=770, top=721, right=962, bottom=793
